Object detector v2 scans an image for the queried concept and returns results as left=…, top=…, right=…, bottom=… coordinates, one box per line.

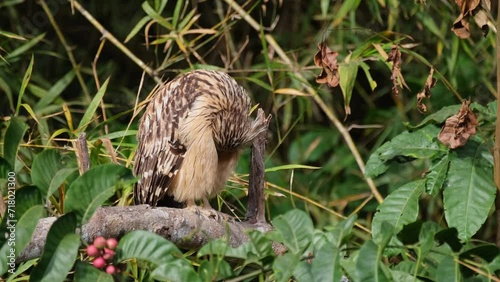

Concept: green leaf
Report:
left=271, top=209, right=314, bottom=254
left=15, top=205, right=45, bottom=256
left=273, top=253, right=300, bottom=282
left=35, top=69, right=75, bottom=110
left=16, top=54, right=34, bottom=115
left=153, top=260, right=201, bottom=282
left=64, top=164, right=133, bottom=224
left=47, top=168, right=78, bottom=201
left=443, top=141, right=496, bottom=241
left=425, top=154, right=450, bottom=197
left=328, top=214, right=357, bottom=248
left=5, top=33, right=45, bottom=60
left=74, top=261, right=114, bottom=282
left=372, top=180, right=425, bottom=242
left=355, top=240, right=391, bottom=282
left=339, top=61, right=358, bottom=115
left=435, top=256, right=461, bottom=282
left=365, top=125, right=446, bottom=178
left=311, top=239, right=342, bottom=282
left=31, top=149, right=68, bottom=197
left=116, top=230, right=181, bottom=266
left=124, top=16, right=150, bottom=43
left=141, top=2, right=172, bottom=29
left=359, top=61, right=377, bottom=91
left=30, top=213, right=80, bottom=282
left=197, top=259, right=233, bottom=281
left=77, top=77, right=110, bottom=132
left=3, top=117, right=28, bottom=169
left=333, top=0, right=361, bottom=26
left=0, top=186, right=45, bottom=256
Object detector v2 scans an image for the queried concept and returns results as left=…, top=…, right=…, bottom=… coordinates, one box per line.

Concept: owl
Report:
left=133, top=70, right=267, bottom=209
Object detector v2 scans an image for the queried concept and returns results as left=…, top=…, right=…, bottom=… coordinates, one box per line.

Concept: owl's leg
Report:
left=202, top=196, right=212, bottom=209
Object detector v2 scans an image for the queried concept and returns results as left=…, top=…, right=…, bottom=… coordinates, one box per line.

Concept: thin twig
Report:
left=223, top=0, right=383, bottom=203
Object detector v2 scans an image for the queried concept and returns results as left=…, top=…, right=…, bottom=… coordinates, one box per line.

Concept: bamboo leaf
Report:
left=5, top=33, right=45, bottom=60
left=35, top=70, right=75, bottom=110
left=77, top=77, right=110, bottom=132
left=16, top=54, right=34, bottom=115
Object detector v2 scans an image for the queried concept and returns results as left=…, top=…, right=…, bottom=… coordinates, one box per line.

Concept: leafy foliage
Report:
left=0, top=0, right=499, bottom=280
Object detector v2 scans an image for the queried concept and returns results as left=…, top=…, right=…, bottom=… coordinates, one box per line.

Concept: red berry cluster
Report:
left=86, top=236, right=119, bottom=274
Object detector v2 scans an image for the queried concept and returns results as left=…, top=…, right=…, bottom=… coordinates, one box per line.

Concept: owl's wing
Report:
left=133, top=76, right=198, bottom=206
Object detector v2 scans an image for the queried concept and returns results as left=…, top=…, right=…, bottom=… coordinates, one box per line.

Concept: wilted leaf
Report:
left=314, top=43, right=340, bottom=87
left=452, top=0, right=491, bottom=38
left=386, top=45, right=409, bottom=95
left=416, top=68, right=437, bottom=113
left=438, top=100, right=478, bottom=149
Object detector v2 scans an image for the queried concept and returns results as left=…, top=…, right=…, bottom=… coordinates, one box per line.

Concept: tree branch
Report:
left=18, top=205, right=284, bottom=262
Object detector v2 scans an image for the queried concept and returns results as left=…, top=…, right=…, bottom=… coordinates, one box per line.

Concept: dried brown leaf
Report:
left=416, top=68, right=437, bottom=113
left=386, top=45, right=409, bottom=95
left=314, top=43, right=340, bottom=87
left=438, top=100, right=478, bottom=149
left=452, top=0, right=490, bottom=38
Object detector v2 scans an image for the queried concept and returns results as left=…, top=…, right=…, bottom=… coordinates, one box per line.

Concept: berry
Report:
left=106, top=265, right=116, bottom=274
left=86, top=244, right=100, bottom=257
left=102, top=248, right=115, bottom=261
left=106, top=238, right=118, bottom=250
left=93, top=236, right=107, bottom=249
left=93, top=257, right=106, bottom=269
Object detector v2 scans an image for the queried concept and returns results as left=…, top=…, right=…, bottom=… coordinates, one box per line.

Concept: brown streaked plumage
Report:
left=134, top=70, right=267, bottom=208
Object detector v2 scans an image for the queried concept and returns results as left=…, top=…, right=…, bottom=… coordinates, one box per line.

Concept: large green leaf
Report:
left=372, top=180, right=425, bottom=242
left=116, top=230, right=181, bottom=267
left=31, top=149, right=68, bottom=197
left=365, top=125, right=446, bottom=178
left=3, top=117, right=28, bottom=169
left=64, top=164, right=133, bottom=224
left=73, top=261, right=113, bottom=282
left=30, top=213, right=80, bottom=282
left=270, top=209, right=314, bottom=254
left=443, top=141, right=496, bottom=241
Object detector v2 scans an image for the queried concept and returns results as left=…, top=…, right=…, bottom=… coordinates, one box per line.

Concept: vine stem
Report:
left=494, top=1, right=500, bottom=247
left=223, top=0, right=383, bottom=204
